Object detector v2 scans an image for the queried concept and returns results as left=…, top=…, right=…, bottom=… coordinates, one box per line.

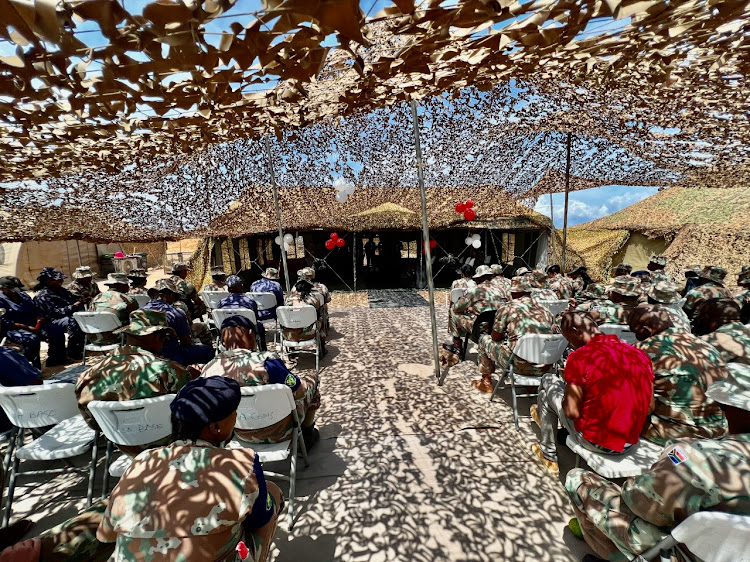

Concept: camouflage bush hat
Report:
left=649, top=255, right=667, bottom=267
left=171, top=262, right=189, bottom=274
left=104, top=273, right=130, bottom=286
left=225, top=275, right=243, bottom=288
left=608, top=276, right=640, bottom=297
left=700, top=265, right=727, bottom=284
left=527, top=269, right=548, bottom=289
left=297, top=267, right=316, bottom=281
left=114, top=309, right=176, bottom=337
left=706, top=363, right=750, bottom=412
left=613, top=262, right=633, bottom=274
left=38, top=267, right=66, bottom=281
left=490, top=264, right=504, bottom=275
left=171, top=377, right=242, bottom=425
left=154, top=278, right=181, bottom=294
left=580, top=283, right=605, bottom=300
left=473, top=265, right=493, bottom=279
left=510, top=276, right=534, bottom=293
left=72, top=266, right=94, bottom=279
left=737, top=265, right=750, bottom=285
left=210, top=267, right=227, bottom=278
left=648, top=281, right=681, bottom=304
left=514, top=266, right=530, bottom=276
left=262, top=267, right=280, bottom=280
left=127, top=268, right=147, bottom=279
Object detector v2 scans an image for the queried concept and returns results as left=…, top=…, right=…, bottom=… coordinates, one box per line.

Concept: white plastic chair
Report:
left=229, top=384, right=309, bottom=531
left=489, top=333, right=569, bottom=430
left=73, top=311, right=123, bottom=365
left=88, top=395, right=176, bottom=487
left=600, top=323, right=637, bottom=344
left=0, top=384, right=99, bottom=525
left=131, top=294, right=150, bottom=308
left=566, top=435, right=664, bottom=478
left=247, top=292, right=279, bottom=343
left=212, top=308, right=259, bottom=350
left=449, top=288, right=466, bottom=305
left=634, top=512, right=750, bottom=562
left=537, top=299, right=568, bottom=318
left=201, top=290, right=229, bottom=310
left=277, top=305, right=321, bottom=374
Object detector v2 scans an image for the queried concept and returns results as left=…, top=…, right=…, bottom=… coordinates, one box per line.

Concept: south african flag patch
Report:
left=667, top=446, right=687, bottom=466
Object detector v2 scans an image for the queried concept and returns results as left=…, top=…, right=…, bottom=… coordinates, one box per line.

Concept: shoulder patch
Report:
left=285, top=374, right=296, bottom=387
left=667, top=446, right=687, bottom=466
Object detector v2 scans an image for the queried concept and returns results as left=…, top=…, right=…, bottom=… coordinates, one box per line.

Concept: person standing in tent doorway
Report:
left=67, top=266, right=101, bottom=301
left=33, top=267, right=87, bottom=361
left=364, top=236, right=376, bottom=269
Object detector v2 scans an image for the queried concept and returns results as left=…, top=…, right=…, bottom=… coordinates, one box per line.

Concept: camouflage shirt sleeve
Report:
left=163, top=360, right=192, bottom=392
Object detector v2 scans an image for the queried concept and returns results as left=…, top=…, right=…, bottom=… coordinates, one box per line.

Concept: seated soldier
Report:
left=566, top=364, right=750, bottom=562
left=546, top=264, right=574, bottom=299
left=87, top=273, right=138, bottom=344
left=527, top=269, right=558, bottom=301
left=0, top=319, right=43, bottom=433
left=250, top=268, right=284, bottom=320
left=75, top=309, right=193, bottom=455
left=297, top=267, right=330, bottom=332
left=611, top=262, right=632, bottom=278
left=475, top=276, right=554, bottom=393
left=569, top=266, right=594, bottom=295
left=576, top=276, right=640, bottom=325
left=629, top=305, right=728, bottom=445
left=444, top=265, right=508, bottom=357
left=644, top=280, right=690, bottom=331
left=683, top=265, right=734, bottom=321
left=489, top=264, right=510, bottom=292
left=630, top=270, right=652, bottom=303
left=66, top=266, right=101, bottom=301
left=451, top=264, right=476, bottom=291
left=97, top=377, right=282, bottom=562
left=734, top=265, right=750, bottom=309
left=203, top=266, right=228, bottom=292
left=647, top=254, right=671, bottom=282
left=219, top=275, right=267, bottom=351
left=201, top=315, right=321, bottom=450
left=126, top=269, right=149, bottom=295
left=575, top=282, right=605, bottom=304
left=531, top=312, right=654, bottom=474
left=0, top=276, right=66, bottom=367
left=32, top=267, right=87, bottom=360
left=284, top=278, right=327, bottom=353
left=142, top=279, right=215, bottom=366
left=169, top=262, right=206, bottom=319
left=695, top=298, right=750, bottom=365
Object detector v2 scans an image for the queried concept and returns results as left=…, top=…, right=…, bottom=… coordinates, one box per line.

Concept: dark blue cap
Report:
left=220, top=314, right=256, bottom=333
left=170, top=377, right=241, bottom=425
left=38, top=267, right=66, bottom=281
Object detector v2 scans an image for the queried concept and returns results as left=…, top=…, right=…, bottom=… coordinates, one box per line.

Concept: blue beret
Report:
left=226, top=275, right=243, bottom=287
left=170, top=377, right=241, bottom=425
left=220, top=314, right=256, bottom=333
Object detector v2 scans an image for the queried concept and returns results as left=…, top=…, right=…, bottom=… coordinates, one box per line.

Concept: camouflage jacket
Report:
left=201, top=349, right=320, bottom=443
left=566, top=434, right=750, bottom=559
left=700, top=321, right=750, bottom=365
left=491, top=296, right=554, bottom=347
left=634, top=327, right=728, bottom=445
left=75, top=345, right=191, bottom=434
left=169, top=274, right=194, bottom=300
left=453, top=279, right=508, bottom=317
left=87, top=291, right=139, bottom=344
left=734, top=288, right=750, bottom=309
left=659, top=305, right=691, bottom=333
left=576, top=299, right=631, bottom=325
left=450, top=278, right=477, bottom=290
left=530, top=288, right=559, bottom=302
left=98, top=440, right=272, bottom=562
left=313, top=282, right=331, bottom=304
left=683, top=282, right=734, bottom=319
left=203, top=281, right=227, bottom=292
left=67, top=279, right=102, bottom=301
left=548, top=274, right=574, bottom=300
left=489, top=276, right=511, bottom=293
left=128, top=286, right=150, bottom=296
left=33, top=286, right=83, bottom=320
left=571, top=278, right=584, bottom=295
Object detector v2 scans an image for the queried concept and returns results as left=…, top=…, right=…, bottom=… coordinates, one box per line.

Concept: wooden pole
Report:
left=548, top=193, right=556, bottom=265
left=353, top=232, right=358, bottom=292
left=265, top=136, right=291, bottom=293
left=561, top=132, right=572, bottom=273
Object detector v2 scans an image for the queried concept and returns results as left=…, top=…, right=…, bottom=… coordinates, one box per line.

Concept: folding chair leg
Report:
left=2, top=427, right=18, bottom=487
left=288, top=428, right=299, bottom=531
left=86, top=431, right=100, bottom=507
left=298, top=427, right=309, bottom=469
left=82, top=346, right=87, bottom=366
left=575, top=454, right=580, bottom=468
left=3, top=428, right=24, bottom=526
left=461, top=334, right=470, bottom=361
left=101, top=440, right=113, bottom=499
left=510, top=369, right=520, bottom=431
left=489, top=364, right=511, bottom=403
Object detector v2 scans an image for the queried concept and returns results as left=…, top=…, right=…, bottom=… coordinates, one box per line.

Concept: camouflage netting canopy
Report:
left=1, top=1, right=750, bottom=241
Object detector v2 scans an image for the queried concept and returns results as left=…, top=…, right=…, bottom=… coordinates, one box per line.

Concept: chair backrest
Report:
left=88, top=395, right=175, bottom=446
left=513, top=334, right=568, bottom=364
left=0, top=384, right=80, bottom=428
left=471, top=309, right=498, bottom=342
left=202, top=291, right=230, bottom=310
left=450, top=288, right=466, bottom=304
left=246, top=292, right=277, bottom=311
left=235, top=384, right=296, bottom=431
left=132, top=294, right=151, bottom=308
left=212, top=308, right=257, bottom=329
left=599, top=323, right=637, bottom=344
left=73, top=311, right=122, bottom=334
left=277, top=305, right=318, bottom=330
left=537, top=299, right=568, bottom=317
left=671, top=512, right=750, bottom=562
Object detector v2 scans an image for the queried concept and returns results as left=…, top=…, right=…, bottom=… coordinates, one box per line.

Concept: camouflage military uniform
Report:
left=571, top=277, right=584, bottom=295
left=634, top=327, right=728, bottom=445
left=477, top=296, right=554, bottom=376
left=450, top=277, right=476, bottom=291
left=87, top=290, right=138, bottom=344
left=283, top=291, right=325, bottom=342
left=660, top=305, right=691, bottom=332
left=75, top=345, right=191, bottom=454
left=127, top=286, right=149, bottom=296
left=203, top=281, right=227, bottom=292
left=575, top=299, right=630, bottom=325
left=566, top=434, right=750, bottom=561
left=170, top=273, right=207, bottom=319
left=701, top=321, right=750, bottom=365
left=489, top=276, right=510, bottom=293
left=201, top=349, right=320, bottom=443
left=98, top=441, right=276, bottom=562
left=530, top=287, right=559, bottom=302
left=449, top=279, right=508, bottom=339
left=67, top=279, right=101, bottom=301
left=684, top=282, right=734, bottom=320
left=548, top=274, right=574, bottom=300
left=735, top=288, right=750, bottom=309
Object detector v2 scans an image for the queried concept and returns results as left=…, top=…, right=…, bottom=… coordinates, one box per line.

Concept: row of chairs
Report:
left=0, top=382, right=308, bottom=530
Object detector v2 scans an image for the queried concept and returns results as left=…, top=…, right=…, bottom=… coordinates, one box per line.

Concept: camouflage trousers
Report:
left=477, top=334, right=551, bottom=377
left=565, top=468, right=670, bottom=561
left=450, top=312, right=476, bottom=339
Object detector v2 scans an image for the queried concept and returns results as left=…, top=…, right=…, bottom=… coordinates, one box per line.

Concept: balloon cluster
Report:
left=422, top=238, right=438, bottom=254
left=334, top=177, right=356, bottom=203
left=455, top=199, right=476, bottom=221
left=274, top=233, right=295, bottom=251
left=464, top=233, right=482, bottom=249
left=325, top=232, right=345, bottom=250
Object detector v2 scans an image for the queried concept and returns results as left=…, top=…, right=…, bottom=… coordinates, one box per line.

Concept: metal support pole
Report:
left=410, top=100, right=441, bottom=384
left=548, top=193, right=556, bottom=264
left=353, top=232, right=358, bottom=292
left=265, top=136, right=291, bottom=293
left=561, top=132, right=572, bottom=273
left=75, top=240, right=83, bottom=267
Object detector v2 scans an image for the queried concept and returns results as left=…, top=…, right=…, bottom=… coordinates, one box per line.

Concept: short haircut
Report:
left=546, top=264, right=561, bottom=275
left=460, top=263, right=474, bottom=277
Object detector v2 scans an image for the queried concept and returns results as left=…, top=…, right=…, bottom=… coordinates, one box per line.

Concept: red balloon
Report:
left=464, top=208, right=476, bottom=221
left=325, top=239, right=335, bottom=250
left=465, top=199, right=474, bottom=209
left=455, top=202, right=465, bottom=213
left=330, top=232, right=339, bottom=242
left=336, top=238, right=345, bottom=247
left=429, top=240, right=437, bottom=248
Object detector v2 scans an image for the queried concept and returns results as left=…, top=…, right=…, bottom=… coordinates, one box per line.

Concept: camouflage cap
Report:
left=127, top=268, right=147, bottom=279
left=170, top=262, right=189, bottom=273
left=154, top=278, right=181, bottom=294
left=737, top=265, right=750, bottom=284
left=104, top=273, right=130, bottom=286
left=514, top=266, right=530, bottom=276
left=648, top=280, right=681, bottom=304
left=226, top=275, right=243, bottom=288
left=114, top=309, right=176, bottom=337
left=473, top=265, right=493, bottom=279
left=490, top=264, right=504, bottom=275
left=649, top=255, right=667, bottom=267
left=297, top=267, right=316, bottom=280
left=210, top=266, right=227, bottom=277
left=527, top=269, right=548, bottom=289
left=699, top=265, right=727, bottom=284
left=38, top=267, right=66, bottom=281
left=580, top=283, right=605, bottom=300
left=613, top=262, right=633, bottom=274
left=72, top=266, right=94, bottom=279
left=510, top=276, right=534, bottom=293
left=706, top=363, right=750, bottom=412
left=608, top=275, right=640, bottom=297
left=262, top=267, right=280, bottom=280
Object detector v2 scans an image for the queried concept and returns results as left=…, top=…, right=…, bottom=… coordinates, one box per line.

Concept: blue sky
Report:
left=533, top=185, right=660, bottom=228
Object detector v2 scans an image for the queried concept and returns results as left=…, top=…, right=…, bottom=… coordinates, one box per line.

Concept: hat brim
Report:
left=706, top=381, right=750, bottom=412
left=262, top=274, right=279, bottom=280
left=104, top=281, right=129, bottom=286
left=609, top=288, right=639, bottom=298
left=114, top=324, right=176, bottom=337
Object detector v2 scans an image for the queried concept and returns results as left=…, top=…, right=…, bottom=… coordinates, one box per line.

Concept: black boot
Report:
left=301, top=425, right=320, bottom=452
